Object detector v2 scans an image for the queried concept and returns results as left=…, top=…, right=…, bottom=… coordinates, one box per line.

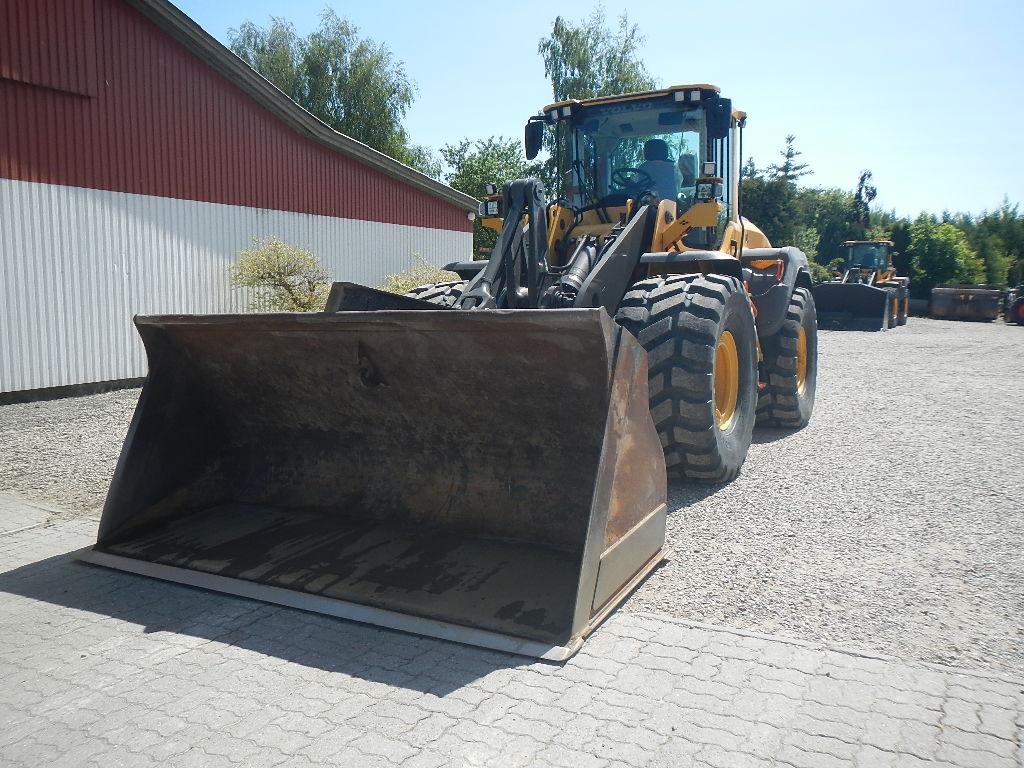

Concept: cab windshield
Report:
left=557, top=101, right=709, bottom=210
left=847, top=244, right=889, bottom=269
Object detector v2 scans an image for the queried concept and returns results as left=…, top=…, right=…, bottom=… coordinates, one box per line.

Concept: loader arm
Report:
left=459, top=179, right=549, bottom=309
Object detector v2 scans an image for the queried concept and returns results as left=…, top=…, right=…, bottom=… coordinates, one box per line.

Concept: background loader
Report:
left=82, top=85, right=817, bottom=660
left=1006, top=286, right=1024, bottom=325
left=813, top=240, right=909, bottom=330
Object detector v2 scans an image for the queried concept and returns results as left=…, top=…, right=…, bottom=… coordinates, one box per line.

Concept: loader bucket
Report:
left=930, top=286, right=1002, bottom=322
left=78, top=308, right=667, bottom=661
left=812, top=282, right=891, bottom=331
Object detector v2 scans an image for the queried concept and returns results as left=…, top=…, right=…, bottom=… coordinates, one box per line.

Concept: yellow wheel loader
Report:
left=813, top=240, right=910, bottom=330
left=81, top=85, right=817, bottom=660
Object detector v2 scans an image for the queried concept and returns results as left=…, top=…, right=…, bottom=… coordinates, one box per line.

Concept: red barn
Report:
left=0, top=0, right=476, bottom=397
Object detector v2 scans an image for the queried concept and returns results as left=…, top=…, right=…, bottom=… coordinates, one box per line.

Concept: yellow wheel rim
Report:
left=796, top=326, right=808, bottom=395
left=714, top=331, right=739, bottom=431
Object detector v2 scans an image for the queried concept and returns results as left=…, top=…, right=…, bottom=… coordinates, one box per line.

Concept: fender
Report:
left=639, top=250, right=744, bottom=281
left=742, top=247, right=811, bottom=338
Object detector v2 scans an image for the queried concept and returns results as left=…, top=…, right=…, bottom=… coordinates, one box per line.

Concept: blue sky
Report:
left=177, top=0, right=1023, bottom=217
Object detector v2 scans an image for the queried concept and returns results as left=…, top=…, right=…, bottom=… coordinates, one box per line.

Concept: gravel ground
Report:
left=0, top=388, right=138, bottom=518
left=1, top=318, right=1022, bottom=674
left=630, top=318, right=1024, bottom=675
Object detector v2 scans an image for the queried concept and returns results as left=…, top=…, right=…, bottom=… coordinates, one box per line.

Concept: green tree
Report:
left=538, top=7, right=655, bottom=102
left=740, top=170, right=797, bottom=247
left=905, top=217, right=984, bottom=298
left=537, top=7, right=655, bottom=194
left=793, top=226, right=820, bottom=262
left=989, top=200, right=1024, bottom=276
left=807, top=261, right=834, bottom=284
left=795, top=187, right=859, bottom=263
left=767, top=135, right=812, bottom=183
left=974, top=233, right=1012, bottom=285
left=740, top=136, right=816, bottom=249
left=230, top=238, right=330, bottom=311
left=852, top=170, right=877, bottom=231
left=440, top=137, right=542, bottom=256
left=229, top=10, right=439, bottom=177
left=949, top=202, right=1022, bottom=286
left=378, top=255, right=458, bottom=295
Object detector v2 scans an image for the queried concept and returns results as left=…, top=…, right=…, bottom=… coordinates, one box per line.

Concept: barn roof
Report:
left=126, top=0, right=478, bottom=213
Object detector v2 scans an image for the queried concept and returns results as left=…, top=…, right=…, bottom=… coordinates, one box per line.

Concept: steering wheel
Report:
left=610, top=167, right=654, bottom=190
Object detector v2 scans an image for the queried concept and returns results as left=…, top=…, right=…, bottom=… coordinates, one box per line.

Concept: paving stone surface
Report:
left=1, top=507, right=1021, bottom=767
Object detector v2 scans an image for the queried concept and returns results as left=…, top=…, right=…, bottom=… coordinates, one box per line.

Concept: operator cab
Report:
left=843, top=241, right=893, bottom=271
left=527, top=85, right=735, bottom=248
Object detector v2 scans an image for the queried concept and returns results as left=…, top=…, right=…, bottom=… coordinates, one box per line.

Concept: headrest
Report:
left=643, top=139, right=669, bottom=162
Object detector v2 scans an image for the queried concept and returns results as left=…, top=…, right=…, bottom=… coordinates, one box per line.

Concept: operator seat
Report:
left=677, top=153, right=697, bottom=188
left=638, top=139, right=680, bottom=200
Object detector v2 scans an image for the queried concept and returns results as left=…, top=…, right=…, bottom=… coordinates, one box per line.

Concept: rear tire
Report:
left=1012, top=298, right=1024, bottom=326
left=405, top=281, right=466, bottom=307
left=616, top=274, right=758, bottom=484
left=756, top=288, right=818, bottom=429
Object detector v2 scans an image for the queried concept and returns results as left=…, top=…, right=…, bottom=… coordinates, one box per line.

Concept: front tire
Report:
left=756, top=288, right=818, bottom=428
left=897, top=286, right=909, bottom=326
left=405, top=280, right=466, bottom=307
left=616, top=274, right=758, bottom=483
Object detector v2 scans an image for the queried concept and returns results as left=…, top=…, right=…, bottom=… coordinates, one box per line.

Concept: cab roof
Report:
left=842, top=240, right=895, bottom=247
left=543, top=84, right=720, bottom=114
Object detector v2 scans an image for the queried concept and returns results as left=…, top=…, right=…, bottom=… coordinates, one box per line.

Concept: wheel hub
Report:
left=796, top=326, right=808, bottom=395
left=714, top=331, right=739, bottom=431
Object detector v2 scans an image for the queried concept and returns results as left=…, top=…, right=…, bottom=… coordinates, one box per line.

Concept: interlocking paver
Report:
left=0, top=512, right=1021, bottom=768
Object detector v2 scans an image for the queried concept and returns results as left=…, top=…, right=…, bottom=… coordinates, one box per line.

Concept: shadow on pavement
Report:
left=0, top=549, right=533, bottom=695
left=751, top=426, right=800, bottom=445
left=666, top=478, right=726, bottom=509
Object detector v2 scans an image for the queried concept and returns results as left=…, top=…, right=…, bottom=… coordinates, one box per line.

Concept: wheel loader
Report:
left=813, top=240, right=909, bottom=330
left=1006, top=286, right=1024, bottom=325
left=80, top=85, right=818, bottom=660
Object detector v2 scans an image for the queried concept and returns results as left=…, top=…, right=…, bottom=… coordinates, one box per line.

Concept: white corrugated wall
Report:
left=0, top=178, right=472, bottom=393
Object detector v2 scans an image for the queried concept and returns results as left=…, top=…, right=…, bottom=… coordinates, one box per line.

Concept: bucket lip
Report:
left=813, top=282, right=889, bottom=294
left=132, top=309, right=622, bottom=342
left=74, top=545, right=585, bottom=662
left=135, top=308, right=612, bottom=325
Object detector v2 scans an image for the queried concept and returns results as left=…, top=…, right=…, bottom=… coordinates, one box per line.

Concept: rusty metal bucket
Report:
left=78, top=304, right=667, bottom=660
left=812, top=282, right=891, bottom=331
left=930, top=286, right=1002, bottom=322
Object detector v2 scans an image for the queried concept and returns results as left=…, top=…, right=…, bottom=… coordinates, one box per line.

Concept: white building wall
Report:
left=0, top=178, right=472, bottom=393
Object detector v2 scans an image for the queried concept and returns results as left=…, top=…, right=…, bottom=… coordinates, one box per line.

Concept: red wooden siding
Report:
left=1, top=0, right=98, bottom=97
left=0, top=0, right=470, bottom=232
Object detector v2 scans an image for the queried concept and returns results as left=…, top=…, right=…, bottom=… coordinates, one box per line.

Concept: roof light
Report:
left=673, top=90, right=686, bottom=102
left=689, top=90, right=701, bottom=102
left=561, top=105, right=572, bottom=117
left=549, top=109, right=558, bottom=121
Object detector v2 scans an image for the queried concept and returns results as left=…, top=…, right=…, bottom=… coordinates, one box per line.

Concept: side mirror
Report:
left=525, top=120, right=544, bottom=160
left=706, top=96, right=733, bottom=140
